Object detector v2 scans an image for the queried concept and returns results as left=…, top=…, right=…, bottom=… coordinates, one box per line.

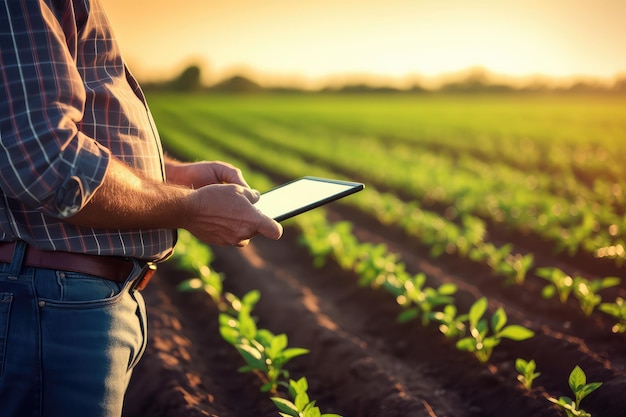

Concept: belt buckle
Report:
left=131, top=262, right=157, bottom=291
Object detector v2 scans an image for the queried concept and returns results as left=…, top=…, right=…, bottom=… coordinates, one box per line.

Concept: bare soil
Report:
left=122, top=207, right=626, bottom=417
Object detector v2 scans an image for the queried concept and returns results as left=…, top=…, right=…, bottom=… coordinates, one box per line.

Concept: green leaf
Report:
left=438, top=282, right=457, bottom=296
left=271, top=397, right=300, bottom=417
left=218, top=312, right=237, bottom=327
left=599, top=302, right=619, bottom=316
left=577, top=382, right=602, bottom=402
left=569, top=366, right=586, bottom=392
left=598, top=276, right=621, bottom=290
left=235, top=344, right=266, bottom=371
left=256, top=328, right=276, bottom=348
left=475, top=318, right=489, bottom=337
left=468, top=297, right=488, bottom=327
left=260, top=381, right=275, bottom=392
left=242, top=290, right=261, bottom=308
left=249, top=338, right=266, bottom=354
left=295, top=391, right=311, bottom=411
left=303, top=400, right=317, bottom=411
left=482, top=337, right=501, bottom=349
left=303, top=407, right=321, bottom=417
left=218, top=326, right=240, bottom=346
left=279, top=347, right=310, bottom=363
left=271, top=333, right=289, bottom=354
left=238, top=313, right=257, bottom=340
left=515, top=358, right=529, bottom=373
left=290, top=377, right=308, bottom=396
left=498, top=325, right=534, bottom=341
left=541, top=285, right=556, bottom=299
left=456, top=337, right=476, bottom=352
left=397, top=308, right=419, bottom=323
left=491, top=307, right=507, bottom=333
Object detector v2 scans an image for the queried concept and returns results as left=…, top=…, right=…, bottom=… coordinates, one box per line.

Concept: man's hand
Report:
left=182, top=183, right=282, bottom=247
left=164, top=157, right=282, bottom=246
left=165, top=158, right=249, bottom=189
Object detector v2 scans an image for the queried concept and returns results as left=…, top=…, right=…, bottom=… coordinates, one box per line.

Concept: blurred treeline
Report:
left=142, top=64, right=626, bottom=94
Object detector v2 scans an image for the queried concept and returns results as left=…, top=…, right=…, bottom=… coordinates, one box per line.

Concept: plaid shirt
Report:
left=0, top=0, right=175, bottom=260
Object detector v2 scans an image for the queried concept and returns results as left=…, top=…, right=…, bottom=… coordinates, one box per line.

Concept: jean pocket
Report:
left=56, top=271, right=122, bottom=302
left=0, top=293, right=13, bottom=377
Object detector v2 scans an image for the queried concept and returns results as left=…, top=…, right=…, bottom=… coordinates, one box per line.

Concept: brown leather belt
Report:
left=0, top=242, right=156, bottom=290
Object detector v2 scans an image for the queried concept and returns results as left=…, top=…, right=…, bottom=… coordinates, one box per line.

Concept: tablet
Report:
left=254, top=176, right=364, bottom=222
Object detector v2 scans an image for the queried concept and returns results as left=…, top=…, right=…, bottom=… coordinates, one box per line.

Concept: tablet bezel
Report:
left=256, top=176, right=364, bottom=222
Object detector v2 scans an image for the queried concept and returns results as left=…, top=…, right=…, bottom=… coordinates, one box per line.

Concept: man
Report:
left=0, top=1, right=283, bottom=416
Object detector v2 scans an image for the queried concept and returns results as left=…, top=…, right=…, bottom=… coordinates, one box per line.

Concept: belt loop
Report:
left=8, top=240, right=28, bottom=276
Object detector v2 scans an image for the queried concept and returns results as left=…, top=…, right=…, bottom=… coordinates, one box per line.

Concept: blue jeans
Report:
left=0, top=242, right=148, bottom=417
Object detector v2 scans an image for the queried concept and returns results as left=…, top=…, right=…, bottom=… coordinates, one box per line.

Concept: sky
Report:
left=103, top=0, right=626, bottom=88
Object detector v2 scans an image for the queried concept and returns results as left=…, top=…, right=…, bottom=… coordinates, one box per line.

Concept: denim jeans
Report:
left=0, top=242, right=148, bottom=417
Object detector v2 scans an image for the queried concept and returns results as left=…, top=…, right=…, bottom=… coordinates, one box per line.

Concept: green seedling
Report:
left=536, top=267, right=576, bottom=304
left=458, top=215, right=487, bottom=257
left=396, top=273, right=457, bottom=326
left=456, top=297, right=535, bottom=363
left=515, top=358, right=540, bottom=391
left=599, top=296, right=626, bottom=333
left=503, top=252, right=535, bottom=285
left=354, top=243, right=398, bottom=288
left=427, top=303, right=468, bottom=338
left=175, top=230, right=224, bottom=307
left=548, top=366, right=602, bottom=417
left=573, top=276, right=620, bottom=317
left=297, top=212, right=336, bottom=268
left=271, top=377, right=342, bottom=417
left=219, top=291, right=309, bottom=392
left=326, top=221, right=362, bottom=270
left=469, top=242, right=512, bottom=271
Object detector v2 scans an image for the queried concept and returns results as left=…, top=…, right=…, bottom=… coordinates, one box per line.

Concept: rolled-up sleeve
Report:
left=0, top=0, right=110, bottom=218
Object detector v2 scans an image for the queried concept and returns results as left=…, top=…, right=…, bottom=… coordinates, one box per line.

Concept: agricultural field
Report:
left=123, top=92, right=626, bottom=417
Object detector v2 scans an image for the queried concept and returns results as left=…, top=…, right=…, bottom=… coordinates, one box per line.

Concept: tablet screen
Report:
left=254, top=176, right=364, bottom=222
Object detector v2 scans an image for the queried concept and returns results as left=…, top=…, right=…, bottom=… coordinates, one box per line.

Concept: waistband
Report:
left=0, top=241, right=156, bottom=290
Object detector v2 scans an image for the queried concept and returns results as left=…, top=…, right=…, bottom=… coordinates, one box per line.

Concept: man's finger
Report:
left=218, top=163, right=250, bottom=188
left=257, top=217, right=283, bottom=240
left=242, top=187, right=261, bottom=203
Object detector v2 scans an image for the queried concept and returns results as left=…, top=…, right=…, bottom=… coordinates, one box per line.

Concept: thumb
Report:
left=257, top=216, right=283, bottom=240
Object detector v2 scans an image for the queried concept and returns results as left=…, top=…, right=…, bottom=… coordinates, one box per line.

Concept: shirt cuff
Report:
left=53, top=137, right=111, bottom=218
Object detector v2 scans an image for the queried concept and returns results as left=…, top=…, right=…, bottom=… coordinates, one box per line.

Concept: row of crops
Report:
left=148, top=92, right=626, bottom=416
left=150, top=93, right=626, bottom=270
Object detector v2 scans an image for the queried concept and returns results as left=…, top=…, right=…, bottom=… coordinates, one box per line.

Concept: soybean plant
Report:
left=272, top=377, right=342, bottom=417
left=219, top=291, right=309, bottom=393
left=175, top=230, right=224, bottom=306
left=456, top=297, right=535, bottom=363
left=599, top=297, right=626, bottom=333
left=548, top=366, right=602, bottom=417
left=536, top=267, right=576, bottom=304
left=396, top=273, right=457, bottom=326
left=573, top=276, right=620, bottom=317
left=427, top=304, right=468, bottom=339
left=515, top=358, right=540, bottom=391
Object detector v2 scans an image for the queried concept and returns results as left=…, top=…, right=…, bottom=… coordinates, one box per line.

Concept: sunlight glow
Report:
left=103, top=0, right=626, bottom=86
